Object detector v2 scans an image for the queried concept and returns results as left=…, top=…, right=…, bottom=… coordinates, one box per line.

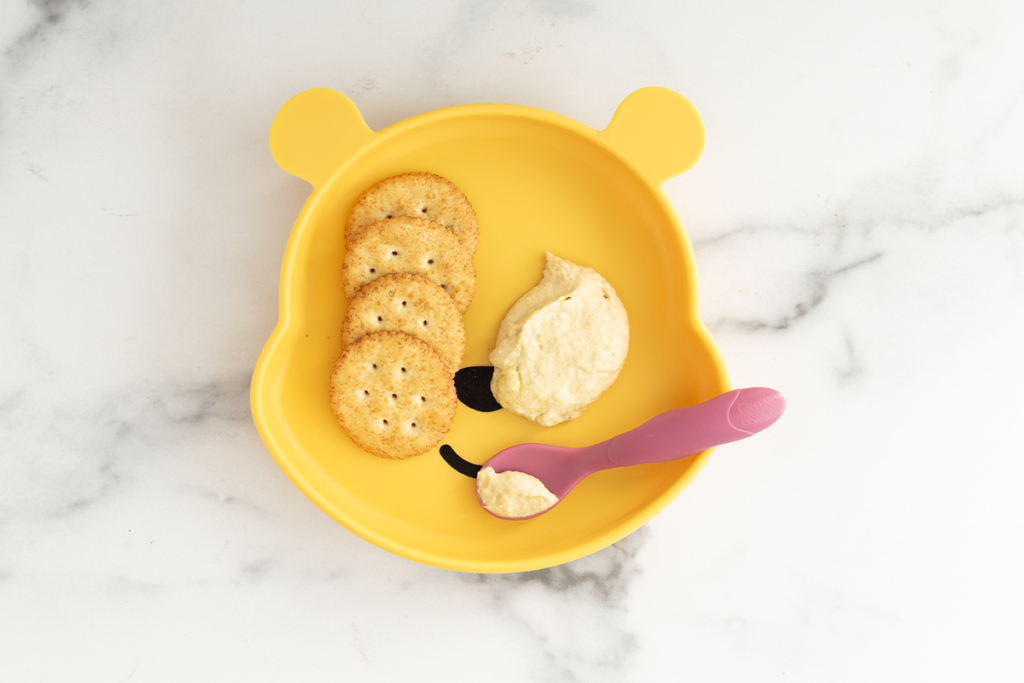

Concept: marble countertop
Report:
left=2, top=1, right=1022, bottom=680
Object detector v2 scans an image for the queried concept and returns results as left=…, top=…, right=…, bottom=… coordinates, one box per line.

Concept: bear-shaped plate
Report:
left=251, top=87, right=728, bottom=573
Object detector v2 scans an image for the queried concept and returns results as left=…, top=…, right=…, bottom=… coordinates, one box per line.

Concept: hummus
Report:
left=477, top=466, right=558, bottom=518
left=489, top=253, right=629, bottom=426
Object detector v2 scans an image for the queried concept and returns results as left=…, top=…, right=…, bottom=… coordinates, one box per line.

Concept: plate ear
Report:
left=269, top=88, right=375, bottom=189
left=598, top=87, right=705, bottom=186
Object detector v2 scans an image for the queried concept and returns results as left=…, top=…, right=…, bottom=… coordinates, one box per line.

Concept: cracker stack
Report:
left=330, top=173, right=477, bottom=459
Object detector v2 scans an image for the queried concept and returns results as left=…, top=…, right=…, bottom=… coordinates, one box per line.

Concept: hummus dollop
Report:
left=489, top=253, right=629, bottom=426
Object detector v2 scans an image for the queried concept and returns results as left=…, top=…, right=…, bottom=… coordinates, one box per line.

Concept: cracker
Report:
left=330, top=331, right=457, bottom=459
left=346, top=172, right=479, bottom=253
left=341, top=273, right=465, bottom=374
left=342, top=216, right=476, bottom=314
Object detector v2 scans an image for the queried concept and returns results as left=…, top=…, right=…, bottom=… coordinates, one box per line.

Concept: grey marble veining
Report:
left=1, top=0, right=1023, bottom=680
left=0, top=372, right=251, bottom=523
left=3, top=0, right=86, bottom=70
left=466, top=530, right=647, bottom=682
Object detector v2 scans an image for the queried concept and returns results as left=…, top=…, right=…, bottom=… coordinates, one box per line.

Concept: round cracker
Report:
left=330, top=331, right=457, bottom=459
left=341, top=273, right=466, bottom=375
left=346, top=172, right=479, bottom=252
left=342, top=216, right=476, bottom=314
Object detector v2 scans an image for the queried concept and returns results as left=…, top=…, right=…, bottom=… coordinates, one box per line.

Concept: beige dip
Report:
left=489, top=253, right=629, bottom=427
left=477, top=466, right=559, bottom=518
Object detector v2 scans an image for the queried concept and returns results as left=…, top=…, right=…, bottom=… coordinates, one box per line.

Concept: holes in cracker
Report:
left=382, top=419, right=389, bottom=427
left=363, top=390, right=370, bottom=396
left=369, top=268, right=376, bottom=274
left=420, top=396, right=426, bottom=402
left=410, top=422, right=417, bottom=428
left=391, top=250, right=399, bottom=256
left=422, top=319, right=429, bottom=327
left=390, top=393, right=397, bottom=400
left=420, top=206, right=428, bottom=214
left=400, top=367, right=407, bottom=373
left=426, top=258, right=434, bottom=266
left=372, top=364, right=378, bottom=370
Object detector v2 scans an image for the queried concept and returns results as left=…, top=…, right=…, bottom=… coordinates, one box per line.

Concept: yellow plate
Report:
left=251, top=87, right=729, bottom=573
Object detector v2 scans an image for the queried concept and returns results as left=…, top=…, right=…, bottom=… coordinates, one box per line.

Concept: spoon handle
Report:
left=605, top=388, right=785, bottom=467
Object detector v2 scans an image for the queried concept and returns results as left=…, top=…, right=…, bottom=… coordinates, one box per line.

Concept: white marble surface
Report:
left=2, top=0, right=1022, bottom=680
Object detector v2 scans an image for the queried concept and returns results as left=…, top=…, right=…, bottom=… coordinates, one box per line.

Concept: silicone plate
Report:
left=251, top=87, right=729, bottom=573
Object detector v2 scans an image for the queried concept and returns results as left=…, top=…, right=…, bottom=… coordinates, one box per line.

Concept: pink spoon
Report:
left=476, top=387, right=785, bottom=520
